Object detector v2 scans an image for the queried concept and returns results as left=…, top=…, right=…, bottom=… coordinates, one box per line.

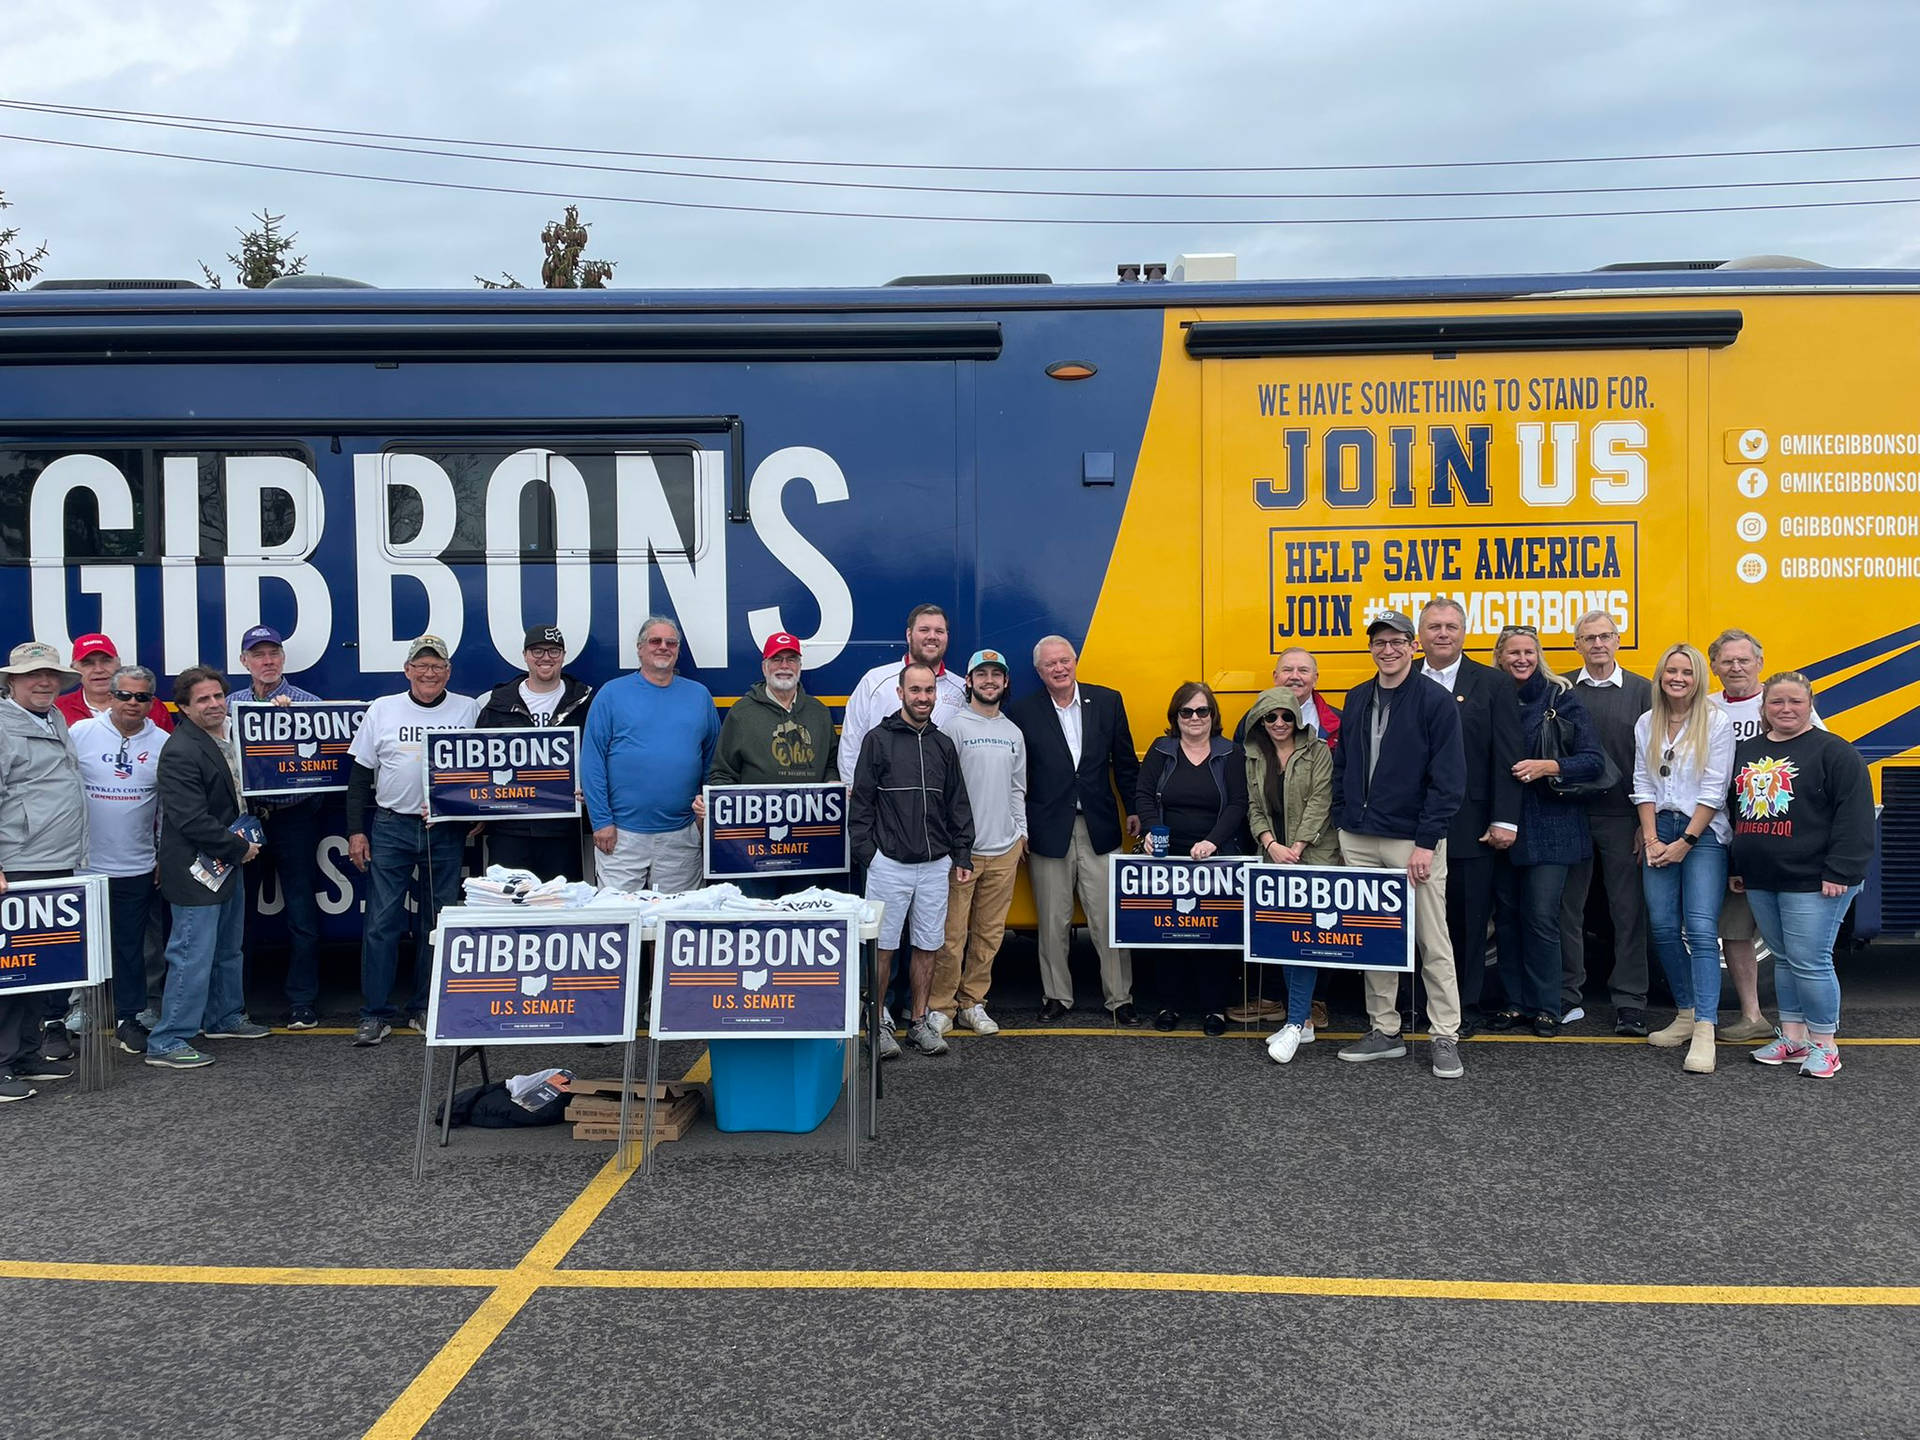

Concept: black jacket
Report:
left=1007, top=684, right=1140, bottom=859
left=1433, top=656, right=1524, bottom=860
left=1330, top=674, right=1466, bottom=851
left=475, top=672, right=595, bottom=838
left=849, top=712, right=973, bottom=870
left=1135, top=736, right=1250, bottom=854
left=156, top=721, right=250, bottom=907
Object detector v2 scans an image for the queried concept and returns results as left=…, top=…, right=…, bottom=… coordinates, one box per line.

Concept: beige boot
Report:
left=1648, top=1008, right=1695, bottom=1047
left=1682, top=1020, right=1718, bottom=1074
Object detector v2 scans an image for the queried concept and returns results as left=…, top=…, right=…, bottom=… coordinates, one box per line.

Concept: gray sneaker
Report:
left=1337, top=1028, right=1408, bottom=1063
left=203, top=1019, right=272, bottom=1040
left=145, top=1046, right=215, bottom=1070
left=351, top=1018, right=392, bottom=1048
left=907, top=1019, right=949, bottom=1056
left=1429, top=1036, right=1465, bottom=1079
left=876, top=1023, right=901, bottom=1061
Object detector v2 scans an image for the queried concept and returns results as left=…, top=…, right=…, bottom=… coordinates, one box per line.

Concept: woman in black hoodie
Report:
left=1728, top=672, right=1873, bottom=1080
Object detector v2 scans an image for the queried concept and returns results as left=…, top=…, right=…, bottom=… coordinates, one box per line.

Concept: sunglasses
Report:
left=1262, top=712, right=1294, bottom=726
left=110, top=689, right=154, bottom=703
left=1177, top=705, right=1213, bottom=719
left=1659, top=746, right=1674, bottom=778
left=1498, top=625, right=1540, bottom=638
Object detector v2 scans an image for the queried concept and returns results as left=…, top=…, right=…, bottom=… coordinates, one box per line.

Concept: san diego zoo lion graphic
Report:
left=1735, top=756, right=1798, bottom=820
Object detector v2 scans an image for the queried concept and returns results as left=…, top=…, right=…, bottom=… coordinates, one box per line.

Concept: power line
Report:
left=6, top=128, right=1920, bottom=227
left=7, top=95, right=1919, bottom=177
left=3, top=100, right=1917, bottom=203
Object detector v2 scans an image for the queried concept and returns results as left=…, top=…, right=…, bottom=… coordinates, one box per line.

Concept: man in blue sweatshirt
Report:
left=581, top=616, right=719, bottom=893
left=1330, top=609, right=1468, bottom=1079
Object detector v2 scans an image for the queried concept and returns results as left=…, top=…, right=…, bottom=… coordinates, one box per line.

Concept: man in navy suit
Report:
left=1007, top=636, right=1142, bottom=1024
left=1416, top=598, right=1523, bottom=1033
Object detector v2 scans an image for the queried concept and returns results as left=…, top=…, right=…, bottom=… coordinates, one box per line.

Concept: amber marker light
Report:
left=1045, top=360, right=1098, bottom=381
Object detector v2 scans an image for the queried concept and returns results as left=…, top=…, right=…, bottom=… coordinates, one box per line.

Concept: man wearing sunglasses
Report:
left=1559, top=609, right=1655, bottom=1036
left=227, top=625, right=327, bottom=1030
left=70, top=667, right=170, bottom=1056
left=1331, top=609, right=1469, bottom=1078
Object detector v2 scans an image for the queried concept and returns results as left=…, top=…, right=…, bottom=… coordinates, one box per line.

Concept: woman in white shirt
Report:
left=1631, top=642, right=1736, bottom=1074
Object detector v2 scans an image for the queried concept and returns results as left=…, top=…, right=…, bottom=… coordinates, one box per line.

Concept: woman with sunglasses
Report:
left=1631, top=642, right=1736, bottom=1073
left=1728, top=672, right=1873, bottom=1080
left=1136, top=682, right=1248, bottom=1034
left=1242, top=686, right=1338, bottom=1062
left=1490, top=626, right=1606, bottom=1036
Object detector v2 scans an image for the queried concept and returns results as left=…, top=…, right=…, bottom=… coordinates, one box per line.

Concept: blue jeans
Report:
left=361, top=810, right=466, bottom=1021
left=1745, top=885, right=1858, bottom=1035
left=1640, top=811, right=1727, bottom=1021
left=250, top=799, right=323, bottom=1007
left=107, top=873, right=158, bottom=1022
left=149, top=883, right=246, bottom=1054
left=1278, top=963, right=1318, bottom=1027
left=1493, top=856, right=1569, bottom=1017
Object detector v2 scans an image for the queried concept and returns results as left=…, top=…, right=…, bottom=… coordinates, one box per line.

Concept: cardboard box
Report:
left=569, top=1091, right=701, bottom=1143
left=569, top=1076, right=700, bottom=1101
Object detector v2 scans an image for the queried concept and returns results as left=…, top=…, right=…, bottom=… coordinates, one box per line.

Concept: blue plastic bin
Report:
left=706, top=1037, right=846, bottom=1133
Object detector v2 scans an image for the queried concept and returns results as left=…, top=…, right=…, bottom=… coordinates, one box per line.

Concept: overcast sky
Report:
left=4, top=0, right=1918, bottom=291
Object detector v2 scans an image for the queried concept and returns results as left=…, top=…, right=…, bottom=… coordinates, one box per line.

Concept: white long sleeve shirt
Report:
left=1630, top=707, right=1736, bottom=844
left=835, top=659, right=967, bottom=781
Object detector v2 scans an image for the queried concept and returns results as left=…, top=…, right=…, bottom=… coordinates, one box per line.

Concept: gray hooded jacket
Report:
left=0, top=697, right=90, bottom=873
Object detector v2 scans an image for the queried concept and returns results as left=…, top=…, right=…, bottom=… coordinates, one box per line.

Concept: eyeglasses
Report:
left=1368, top=637, right=1412, bottom=651
left=114, top=743, right=130, bottom=771
left=110, top=689, right=154, bottom=703
left=1177, top=706, right=1213, bottom=719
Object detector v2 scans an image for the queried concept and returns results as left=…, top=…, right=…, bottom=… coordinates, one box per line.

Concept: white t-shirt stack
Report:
left=348, top=690, right=481, bottom=815
left=70, top=715, right=166, bottom=876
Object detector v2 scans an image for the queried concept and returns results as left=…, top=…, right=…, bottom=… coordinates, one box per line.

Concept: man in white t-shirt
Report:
left=1707, top=627, right=1824, bottom=1042
left=343, top=635, right=480, bottom=1046
left=70, top=665, right=168, bottom=1056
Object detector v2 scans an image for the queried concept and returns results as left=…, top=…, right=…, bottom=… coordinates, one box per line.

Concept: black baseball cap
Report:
left=522, top=626, right=566, bottom=651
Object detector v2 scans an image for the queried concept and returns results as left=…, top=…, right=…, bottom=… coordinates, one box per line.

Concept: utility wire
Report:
left=5, top=96, right=1918, bottom=176
left=2, top=100, right=1916, bottom=202
left=6, top=129, right=1920, bottom=226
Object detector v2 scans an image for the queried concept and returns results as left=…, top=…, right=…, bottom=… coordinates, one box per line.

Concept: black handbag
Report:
left=1537, top=702, right=1620, bottom=802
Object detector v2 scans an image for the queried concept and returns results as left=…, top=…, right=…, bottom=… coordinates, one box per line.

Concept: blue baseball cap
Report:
left=240, top=625, right=285, bottom=652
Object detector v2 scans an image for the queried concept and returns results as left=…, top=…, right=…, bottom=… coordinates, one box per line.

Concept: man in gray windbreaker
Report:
left=0, top=641, right=91, bottom=1100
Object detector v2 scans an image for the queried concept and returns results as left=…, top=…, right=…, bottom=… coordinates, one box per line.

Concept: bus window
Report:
left=0, top=448, right=149, bottom=563
left=157, top=447, right=315, bottom=561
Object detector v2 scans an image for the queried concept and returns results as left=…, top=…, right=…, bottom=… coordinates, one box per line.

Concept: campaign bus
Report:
left=2, top=257, right=1916, bottom=936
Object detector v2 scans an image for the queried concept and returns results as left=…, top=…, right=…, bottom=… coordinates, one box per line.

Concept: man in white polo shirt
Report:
left=70, top=665, right=168, bottom=1055
left=344, top=635, right=480, bottom=1047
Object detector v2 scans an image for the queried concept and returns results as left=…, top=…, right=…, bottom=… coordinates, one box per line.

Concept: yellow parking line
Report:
left=6, top=1257, right=1914, bottom=1309
left=0, top=1260, right=509, bottom=1287
left=270, top=1026, right=1920, bottom=1045
left=538, top=1267, right=1920, bottom=1307
left=359, top=1055, right=697, bottom=1440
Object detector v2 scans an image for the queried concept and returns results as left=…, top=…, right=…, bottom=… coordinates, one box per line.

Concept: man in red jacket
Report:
left=57, top=634, right=175, bottom=734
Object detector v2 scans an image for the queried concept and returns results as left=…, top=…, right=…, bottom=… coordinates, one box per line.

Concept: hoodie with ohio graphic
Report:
left=1727, top=728, right=1875, bottom=892
left=707, top=682, right=838, bottom=786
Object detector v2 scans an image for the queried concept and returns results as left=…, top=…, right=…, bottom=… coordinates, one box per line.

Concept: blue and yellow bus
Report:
left=3, top=261, right=1917, bottom=933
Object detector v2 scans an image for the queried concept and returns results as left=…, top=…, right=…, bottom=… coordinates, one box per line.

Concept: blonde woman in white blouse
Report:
left=1631, top=642, right=1736, bottom=1074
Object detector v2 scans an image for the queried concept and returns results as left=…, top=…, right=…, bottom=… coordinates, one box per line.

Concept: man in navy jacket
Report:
left=1331, top=610, right=1468, bottom=1078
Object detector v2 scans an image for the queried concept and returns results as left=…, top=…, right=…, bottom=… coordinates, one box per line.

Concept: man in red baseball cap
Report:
left=58, top=634, right=174, bottom=733
left=694, top=631, right=838, bottom=897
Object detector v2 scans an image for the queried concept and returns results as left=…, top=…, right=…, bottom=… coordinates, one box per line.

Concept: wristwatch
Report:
left=1676, top=832, right=1700, bottom=846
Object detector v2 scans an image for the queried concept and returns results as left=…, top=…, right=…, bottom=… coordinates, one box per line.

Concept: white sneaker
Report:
left=877, top=1023, right=901, bottom=1061
left=1561, top=1005, right=1587, bottom=1025
left=1266, top=1023, right=1305, bottom=1064
left=927, top=1010, right=953, bottom=1036
left=957, top=1004, right=999, bottom=1035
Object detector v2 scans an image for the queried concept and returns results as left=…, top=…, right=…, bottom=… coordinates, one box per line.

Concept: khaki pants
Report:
left=1336, top=830, right=1461, bottom=1040
left=1030, top=815, right=1133, bottom=1009
left=929, top=842, right=1023, bottom=1014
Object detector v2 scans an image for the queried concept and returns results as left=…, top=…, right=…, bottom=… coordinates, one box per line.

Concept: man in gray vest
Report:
left=1558, top=609, right=1654, bottom=1036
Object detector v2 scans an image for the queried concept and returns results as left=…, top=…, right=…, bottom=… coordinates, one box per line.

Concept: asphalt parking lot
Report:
left=6, top=936, right=1918, bottom=1440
